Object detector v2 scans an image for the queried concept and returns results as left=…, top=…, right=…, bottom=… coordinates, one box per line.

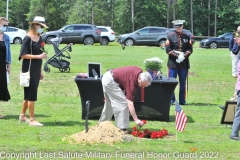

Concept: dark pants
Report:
left=230, top=90, right=240, bottom=138
left=168, top=68, right=188, bottom=104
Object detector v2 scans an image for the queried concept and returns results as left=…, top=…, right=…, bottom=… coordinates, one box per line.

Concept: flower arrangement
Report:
left=144, top=57, right=163, bottom=71
left=131, top=120, right=168, bottom=139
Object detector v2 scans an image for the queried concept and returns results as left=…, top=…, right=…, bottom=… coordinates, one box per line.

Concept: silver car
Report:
left=117, top=26, right=169, bottom=46
left=41, top=24, right=101, bottom=45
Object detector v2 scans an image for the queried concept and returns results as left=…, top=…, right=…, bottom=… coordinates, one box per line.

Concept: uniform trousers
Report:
left=99, top=71, right=129, bottom=129
left=230, top=90, right=240, bottom=138
left=168, top=68, right=188, bottom=104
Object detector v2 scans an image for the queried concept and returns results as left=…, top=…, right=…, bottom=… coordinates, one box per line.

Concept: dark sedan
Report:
left=199, top=32, right=233, bottom=49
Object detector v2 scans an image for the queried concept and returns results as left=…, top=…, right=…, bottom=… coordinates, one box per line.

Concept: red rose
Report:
left=139, top=133, right=146, bottom=138
left=133, top=126, right=137, bottom=131
left=40, top=42, right=45, bottom=47
left=161, top=129, right=168, bottom=136
left=131, top=131, right=138, bottom=137
left=157, top=131, right=164, bottom=138
left=142, top=120, right=147, bottom=124
left=151, top=132, right=158, bottom=139
left=144, top=129, right=150, bottom=133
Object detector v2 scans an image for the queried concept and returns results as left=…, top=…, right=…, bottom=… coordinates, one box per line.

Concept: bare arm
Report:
left=127, top=99, right=144, bottom=127
left=21, top=53, right=47, bottom=60
left=127, top=99, right=137, bottom=121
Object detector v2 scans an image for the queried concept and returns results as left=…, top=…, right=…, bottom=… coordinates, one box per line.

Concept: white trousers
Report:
left=230, top=51, right=240, bottom=77
left=99, top=71, right=129, bottom=129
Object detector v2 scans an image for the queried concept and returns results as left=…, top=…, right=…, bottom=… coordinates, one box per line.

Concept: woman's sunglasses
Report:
left=36, top=24, right=44, bottom=28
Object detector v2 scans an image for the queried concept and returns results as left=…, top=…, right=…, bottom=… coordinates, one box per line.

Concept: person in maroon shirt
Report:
left=99, top=66, right=152, bottom=130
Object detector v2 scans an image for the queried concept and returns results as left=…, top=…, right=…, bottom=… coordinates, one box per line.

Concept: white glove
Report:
left=135, top=119, right=144, bottom=127
left=176, top=54, right=185, bottom=63
left=176, top=59, right=181, bottom=63
left=178, top=54, right=185, bottom=61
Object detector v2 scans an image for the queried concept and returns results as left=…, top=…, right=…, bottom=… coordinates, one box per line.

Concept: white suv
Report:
left=4, top=26, right=26, bottom=44
left=97, top=26, right=115, bottom=45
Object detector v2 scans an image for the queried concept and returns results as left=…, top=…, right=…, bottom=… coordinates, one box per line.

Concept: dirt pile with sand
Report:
left=63, top=121, right=134, bottom=145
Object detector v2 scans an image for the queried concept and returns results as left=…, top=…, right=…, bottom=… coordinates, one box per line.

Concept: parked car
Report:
left=97, top=26, right=115, bottom=45
left=117, top=26, right=169, bottom=46
left=4, top=26, right=26, bottom=44
left=199, top=32, right=233, bottom=49
left=41, top=24, right=101, bottom=45
left=168, top=28, right=195, bottom=44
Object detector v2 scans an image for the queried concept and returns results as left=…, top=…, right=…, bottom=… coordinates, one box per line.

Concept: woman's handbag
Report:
left=20, top=70, right=30, bottom=87
left=20, top=40, right=32, bottom=87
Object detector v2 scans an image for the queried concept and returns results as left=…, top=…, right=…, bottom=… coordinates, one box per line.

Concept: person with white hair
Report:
left=99, top=66, right=152, bottom=130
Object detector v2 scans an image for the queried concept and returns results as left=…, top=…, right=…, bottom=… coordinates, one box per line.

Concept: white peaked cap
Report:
left=172, top=20, right=185, bottom=26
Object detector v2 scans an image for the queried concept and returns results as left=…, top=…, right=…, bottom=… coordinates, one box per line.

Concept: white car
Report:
left=97, top=26, right=115, bottom=45
left=4, top=26, right=26, bottom=44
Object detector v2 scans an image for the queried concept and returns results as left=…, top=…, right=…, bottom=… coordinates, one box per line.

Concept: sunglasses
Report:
left=36, top=24, right=44, bottom=28
left=3, top=25, right=8, bottom=27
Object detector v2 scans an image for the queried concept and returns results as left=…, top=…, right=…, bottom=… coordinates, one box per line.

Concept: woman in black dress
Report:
left=18, top=16, right=48, bottom=126
left=0, top=17, right=11, bottom=119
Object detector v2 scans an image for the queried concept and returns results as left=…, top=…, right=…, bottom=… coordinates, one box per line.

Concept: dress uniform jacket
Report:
left=165, top=31, right=193, bottom=69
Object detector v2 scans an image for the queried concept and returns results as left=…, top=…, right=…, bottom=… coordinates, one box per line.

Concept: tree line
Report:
left=0, top=0, right=239, bottom=36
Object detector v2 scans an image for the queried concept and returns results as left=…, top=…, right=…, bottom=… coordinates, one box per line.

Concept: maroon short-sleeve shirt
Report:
left=112, top=66, right=142, bottom=101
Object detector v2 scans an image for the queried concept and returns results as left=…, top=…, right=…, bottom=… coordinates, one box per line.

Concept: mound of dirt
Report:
left=63, top=121, right=134, bottom=145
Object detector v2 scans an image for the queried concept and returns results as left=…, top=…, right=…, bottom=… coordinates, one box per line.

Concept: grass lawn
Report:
left=0, top=41, right=239, bottom=160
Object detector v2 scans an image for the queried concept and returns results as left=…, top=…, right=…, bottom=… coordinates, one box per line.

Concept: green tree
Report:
left=0, top=0, right=7, bottom=19
left=114, top=0, right=133, bottom=34
left=9, top=0, right=30, bottom=29
left=27, top=0, right=74, bottom=30
left=67, top=0, right=88, bottom=24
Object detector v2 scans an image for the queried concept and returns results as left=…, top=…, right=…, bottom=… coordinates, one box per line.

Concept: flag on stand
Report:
left=175, top=101, right=187, bottom=132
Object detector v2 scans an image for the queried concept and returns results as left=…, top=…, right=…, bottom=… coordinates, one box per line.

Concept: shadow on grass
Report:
left=187, top=103, right=218, bottom=106
left=183, top=141, right=195, bottom=143
left=43, top=120, right=85, bottom=126
left=3, top=114, right=51, bottom=120
left=3, top=115, right=86, bottom=126
left=169, top=115, right=195, bottom=123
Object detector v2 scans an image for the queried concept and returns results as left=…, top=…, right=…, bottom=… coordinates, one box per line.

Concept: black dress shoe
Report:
left=180, top=103, right=187, bottom=105
left=230, top=137, right=240, bottom=140
left=120, top=129, right=131, bottom=134
left=219, top=105, right=225, bottom=110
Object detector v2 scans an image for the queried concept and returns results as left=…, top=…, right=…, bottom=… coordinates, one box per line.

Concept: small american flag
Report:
left=175, top=101, right=187, bottom=132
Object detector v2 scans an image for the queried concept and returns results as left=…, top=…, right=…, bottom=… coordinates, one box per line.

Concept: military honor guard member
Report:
left=165, top=20, right=193, bottom=105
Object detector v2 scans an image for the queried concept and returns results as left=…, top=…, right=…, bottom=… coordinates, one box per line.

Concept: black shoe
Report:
left=219, top=105, right=225, bottom=110
left=120, top=128, right=127, bottom=131
left=120, top=128, right=131, bottom=134
left=230, top=137, right=240, bottom=140
left=122, top=45, right=125, bottom=50
left=180, top=103, right=187, bottom=105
